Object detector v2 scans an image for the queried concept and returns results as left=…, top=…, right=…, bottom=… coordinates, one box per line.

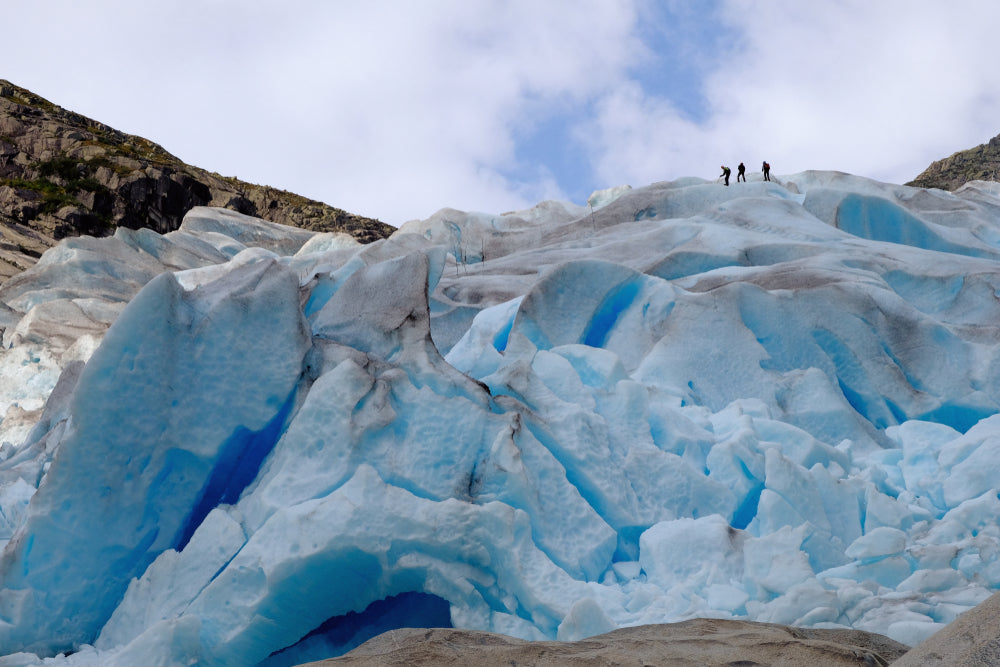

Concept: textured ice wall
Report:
left=2, top=175, right=1000, bottom=663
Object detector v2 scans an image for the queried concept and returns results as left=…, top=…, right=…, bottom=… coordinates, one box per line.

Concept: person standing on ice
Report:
left=737, top=162, right=746, bottom=182
left=762, top=161, right=771, bottom=181
left=720, top=165, right=731, bottom=186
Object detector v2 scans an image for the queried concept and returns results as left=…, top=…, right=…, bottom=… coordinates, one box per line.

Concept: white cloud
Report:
left=585, top=1, right=1000, bottom=189
left=268, top=0, right=643, bottom=221
left=8, top=1, right=645, bottom=222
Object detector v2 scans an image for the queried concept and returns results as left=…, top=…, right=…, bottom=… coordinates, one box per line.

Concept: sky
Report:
left=7, top=0, right=1000, bottom=226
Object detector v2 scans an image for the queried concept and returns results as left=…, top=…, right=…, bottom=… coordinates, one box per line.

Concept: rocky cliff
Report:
left=0, top=80, right=394, bottom=283
left=907, top=133, right=1000, bottom=190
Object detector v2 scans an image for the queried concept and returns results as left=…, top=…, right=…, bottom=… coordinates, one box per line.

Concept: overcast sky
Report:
left=8, top=1, right=1000, bottom=225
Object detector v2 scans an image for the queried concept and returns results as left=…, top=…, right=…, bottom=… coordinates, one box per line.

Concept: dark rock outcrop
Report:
left=908, top=134, right=1000, bottom=191
left=0, top=80, right=394, bottom=283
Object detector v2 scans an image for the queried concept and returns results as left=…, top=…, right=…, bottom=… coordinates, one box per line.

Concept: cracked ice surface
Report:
left=2, top=174, right=1000, bottom=664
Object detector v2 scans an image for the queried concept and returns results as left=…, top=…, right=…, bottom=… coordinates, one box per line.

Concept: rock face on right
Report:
left=306, top=620, right=910, bottom=666
left=908, top=133, right=1000, bottom=190
left=891, top=592, right=1000, bottom=666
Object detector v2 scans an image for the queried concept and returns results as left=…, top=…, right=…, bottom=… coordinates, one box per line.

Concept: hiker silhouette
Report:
left=737, top=163, right=746, bottom=182
left=720, top=165, right=731, bottom=186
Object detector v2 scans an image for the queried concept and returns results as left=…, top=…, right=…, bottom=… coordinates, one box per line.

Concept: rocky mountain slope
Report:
left=907, top=133, right=1000, bottom=190
left=0, top=80, right=394, bottom=283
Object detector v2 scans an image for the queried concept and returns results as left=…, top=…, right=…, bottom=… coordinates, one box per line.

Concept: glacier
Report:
left=2, top=172, right=1000, bottom=663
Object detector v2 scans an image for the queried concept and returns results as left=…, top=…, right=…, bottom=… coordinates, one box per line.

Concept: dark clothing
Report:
left=762, top=162, right=771, bottom=181
left=737, top=163, right=746, bottom=182
left=720, top=167, right=731, bottom=186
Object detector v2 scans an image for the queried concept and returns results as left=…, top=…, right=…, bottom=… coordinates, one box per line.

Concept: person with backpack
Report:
left=737, top=162, right=746, bottom=182
left=720, top=165, right=731, bottom=186
left=762, top=161, right=771, bottom=181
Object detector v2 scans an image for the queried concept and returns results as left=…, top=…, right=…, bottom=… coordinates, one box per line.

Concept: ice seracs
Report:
left=1, top=173, right=1000, bottom=664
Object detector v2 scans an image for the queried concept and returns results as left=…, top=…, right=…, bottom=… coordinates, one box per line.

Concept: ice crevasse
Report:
left=0, top=172, right=1000, bottom=664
